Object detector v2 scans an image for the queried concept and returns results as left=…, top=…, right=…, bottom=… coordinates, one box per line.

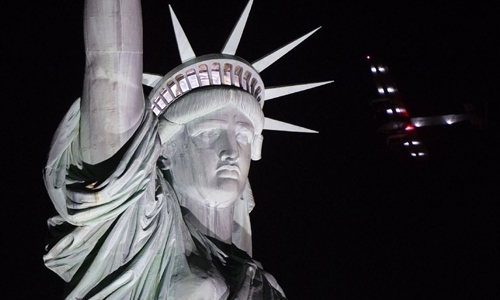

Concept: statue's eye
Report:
left=197, top=129, right=220, bottom=140
left=236, top=130, right=252, bottom=144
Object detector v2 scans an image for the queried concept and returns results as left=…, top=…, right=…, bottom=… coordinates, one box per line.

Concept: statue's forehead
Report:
left=186, top=104, right=254, bottom=127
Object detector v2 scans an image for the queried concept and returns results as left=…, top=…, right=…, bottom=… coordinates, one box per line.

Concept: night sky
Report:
left=5, top=0, right=498, bottom=299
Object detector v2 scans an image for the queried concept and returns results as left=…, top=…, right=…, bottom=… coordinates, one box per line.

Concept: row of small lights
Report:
left=386, top=107, right=407, bottom=115
left=367, top=57, right=426, bottom=158
left=371, top=66, right=385, bottom=73
left=369, top=60, right=396, bottom=96
left=378, top=86, right=395, bottom=95
left=371, top=63, right=460, bottom=128
left=404, top=140, right=426, bottom=157
left=411, top=152, right=426, bottom=157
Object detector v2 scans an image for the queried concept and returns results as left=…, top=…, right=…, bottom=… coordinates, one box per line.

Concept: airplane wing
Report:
left=366, top=56, right=470, bottom=160
left=410, top=114, right=470, bottom=127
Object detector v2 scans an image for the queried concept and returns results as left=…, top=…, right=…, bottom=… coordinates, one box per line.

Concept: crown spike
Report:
left=169, top=5, right=196, bottom=63
left=142, top=73, right=163, bottom=87
left=252, top=27, right=321, bottom=73
left=265, top=80, right=334, bottom=101
left=264, top=117, right=318, bottom=133
left=221, top=0, right=253, bottom=55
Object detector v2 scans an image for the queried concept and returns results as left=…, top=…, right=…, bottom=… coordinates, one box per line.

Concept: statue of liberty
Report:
left=43, top=0, right=331, bottom=298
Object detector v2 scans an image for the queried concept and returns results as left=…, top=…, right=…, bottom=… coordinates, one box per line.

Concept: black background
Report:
left=4, top=0, right=498, bottom=299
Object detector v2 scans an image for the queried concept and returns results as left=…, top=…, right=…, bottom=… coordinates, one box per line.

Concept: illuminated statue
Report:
left=43, top=0, right=331, bottom=299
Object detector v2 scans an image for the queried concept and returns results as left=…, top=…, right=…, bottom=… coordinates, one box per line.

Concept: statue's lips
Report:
left=216, top=165, right=240, bottom=179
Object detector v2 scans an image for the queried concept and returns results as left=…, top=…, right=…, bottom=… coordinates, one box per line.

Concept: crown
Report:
left=142, top=0, right=333, bottom=133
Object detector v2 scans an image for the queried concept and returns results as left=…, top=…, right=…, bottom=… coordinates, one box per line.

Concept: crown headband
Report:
left=149, top=54, right=265, bottom=116
left=142, top=0, right=333, bottom=133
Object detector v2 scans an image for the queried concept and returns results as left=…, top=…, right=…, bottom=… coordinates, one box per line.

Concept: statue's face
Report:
left=169, top=104, right=254, bottom=207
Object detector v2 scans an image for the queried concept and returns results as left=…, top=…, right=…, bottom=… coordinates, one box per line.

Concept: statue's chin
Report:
left=178, top=179, right=244, bottom=209
left=202, top=188, right=242, bottom=209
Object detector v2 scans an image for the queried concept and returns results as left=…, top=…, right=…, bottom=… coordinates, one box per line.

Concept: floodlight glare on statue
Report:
left=143, top=0, right=333, bottom=135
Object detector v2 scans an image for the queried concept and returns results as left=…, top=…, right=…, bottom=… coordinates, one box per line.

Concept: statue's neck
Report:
left=181, top=198, right=235, bottom=244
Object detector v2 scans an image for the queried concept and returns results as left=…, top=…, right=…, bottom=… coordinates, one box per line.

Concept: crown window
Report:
left=242, top=70, right=251, bottom=91
left=167, top=80, right=180, bottom=97
left=211, top=63, right=221, bottom=85
left=250, top=78, right=257, bottom=94
left=176, top=74, right=189, bottom=93
left=156, top=98, right=167, bottom=109
left=223, top=64, right=232, bottom=85
left=160, top=88, right=174, bottom=103
left=152, top=103, right=161, bottom=115
left=233, top=66, right=242, bottom=88
left=186, top=68, right=199, bottom=88
left=198, top=64, right=209, bottom=86
left=255, top=86, right=262, bottom=97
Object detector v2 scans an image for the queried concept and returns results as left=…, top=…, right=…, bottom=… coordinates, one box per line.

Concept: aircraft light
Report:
left=386, top=108, right=393, bottom=114
left=411, top=141, right=420, bottom=145
left=403, top=142, right=409, bottom=146
left=411, top=153, right=417, bottom=157
left=378, top=87, right=384, bottom=94
left=371, top=67, right=376, bottom=73
left=405, top=124, right=414, bottom=131
left=378, top=66, right=386, bottom=72
left=387, top=87, right=395, bottom=93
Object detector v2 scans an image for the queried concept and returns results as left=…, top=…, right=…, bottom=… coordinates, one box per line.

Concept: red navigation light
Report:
left=405, top=124, right=414, bottom=131
left=395, top=107, right=409, bottom=117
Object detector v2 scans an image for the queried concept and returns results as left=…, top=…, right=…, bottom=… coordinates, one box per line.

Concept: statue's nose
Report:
left=219, top=131, right=239, bottom=161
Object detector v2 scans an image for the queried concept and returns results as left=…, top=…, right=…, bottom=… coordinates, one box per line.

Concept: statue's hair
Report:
left=158, top=87, right=264, bottom=143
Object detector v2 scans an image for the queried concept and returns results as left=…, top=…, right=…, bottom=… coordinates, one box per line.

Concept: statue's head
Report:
left=158, top=87, right=264, bottom=207
left=145, top=1, right=330, bottom=209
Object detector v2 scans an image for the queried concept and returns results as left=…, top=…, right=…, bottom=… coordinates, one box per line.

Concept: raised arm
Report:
left=80, top=0, right=145, bottom=164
